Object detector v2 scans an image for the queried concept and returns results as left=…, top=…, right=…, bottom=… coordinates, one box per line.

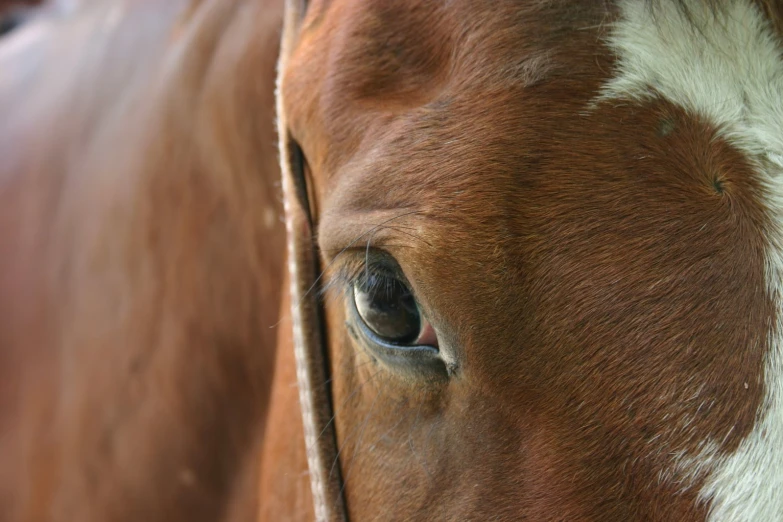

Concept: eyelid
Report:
left=317, top=208, right=422, bottom=263
left=320, top=249, right=408, bottom=299
left=330, top=249, right=452, bottom=378
left=321, top=249, right=443, bottom=345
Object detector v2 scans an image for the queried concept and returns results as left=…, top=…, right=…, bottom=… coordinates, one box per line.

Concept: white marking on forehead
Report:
left=597, top=1, right=783, bottom=520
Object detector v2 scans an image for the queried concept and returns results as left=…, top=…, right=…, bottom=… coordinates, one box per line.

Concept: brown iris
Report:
left=353, top=272, right=421, bottom=344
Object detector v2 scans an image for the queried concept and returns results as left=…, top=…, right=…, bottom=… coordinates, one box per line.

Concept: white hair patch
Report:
left=595, top=1, right=783, bottom=520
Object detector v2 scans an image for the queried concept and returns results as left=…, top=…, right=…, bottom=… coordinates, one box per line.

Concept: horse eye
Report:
left=353, top=273, right=421, bottom=344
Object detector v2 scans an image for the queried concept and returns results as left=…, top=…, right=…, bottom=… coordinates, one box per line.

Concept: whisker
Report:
left=294, top=357, right=376, bottom=390
left=364, top=400, right=414, bottom=452
left=301, top=210, right=423, bottom=302
left=372, top=224, right=434, bottom=248
left=269, top=210, right=421, bottom=330
left=330, top=373, right=386, bottom=482
left=319, top=243, right=417, bottom=254
left=317, top=366, right=384, bottom=441
left=337, top=377, right=421, bottom=498
left=407, top=402, right=434, bottom=481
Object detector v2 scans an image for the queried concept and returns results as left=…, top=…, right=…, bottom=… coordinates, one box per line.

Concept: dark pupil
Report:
left=354, top=274, right=421, bottom=344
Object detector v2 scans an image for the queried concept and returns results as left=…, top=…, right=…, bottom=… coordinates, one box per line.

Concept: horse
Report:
left=0, top=1, right=286, bottom=520
left=2, top=0, right=783, bottom=520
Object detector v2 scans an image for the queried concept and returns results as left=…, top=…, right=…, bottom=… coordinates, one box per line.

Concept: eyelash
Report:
left=320, top=256, right=398, bottom=300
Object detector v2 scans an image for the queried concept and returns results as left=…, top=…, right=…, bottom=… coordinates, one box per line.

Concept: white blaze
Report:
left=596, top=1, right=783, bottom=520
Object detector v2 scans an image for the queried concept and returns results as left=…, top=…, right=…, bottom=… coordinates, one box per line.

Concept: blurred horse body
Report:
left=0, top=1, right=291, bottom=520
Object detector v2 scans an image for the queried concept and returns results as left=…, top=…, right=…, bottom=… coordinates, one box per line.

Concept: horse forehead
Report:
left=290, top=0, right=783, bottom=250
left=283, top=0, right=610, bottom=171
left=301, top=0, right=783, bottom=238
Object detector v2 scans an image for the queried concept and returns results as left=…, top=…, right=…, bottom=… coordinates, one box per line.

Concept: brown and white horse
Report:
left=1, top=0, right=782, bottom=521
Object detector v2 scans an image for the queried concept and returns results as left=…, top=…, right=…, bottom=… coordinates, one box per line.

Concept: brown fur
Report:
left=2, top=0, right=781, bottom=520
left=0, top=0, right=285, bottom=520
left=279, top=0, right=778, bottom=519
